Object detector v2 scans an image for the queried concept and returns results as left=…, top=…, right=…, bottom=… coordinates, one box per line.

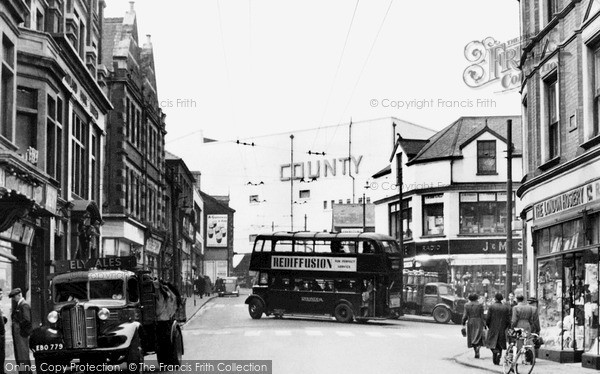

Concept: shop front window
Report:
left=450, top=264, right=522, bottom=302
left=538, top=257, right=564, bottom=350
left=459, top=192, right=508, bottom=234
left=423, top=194, right=444, bottom=236
left=389, top=199, right=412, bottom=240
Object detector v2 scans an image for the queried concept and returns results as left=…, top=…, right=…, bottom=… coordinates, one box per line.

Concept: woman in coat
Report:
left=462, top=293, right=486, bottom=358
left=485, top=293, right=511, bottom=365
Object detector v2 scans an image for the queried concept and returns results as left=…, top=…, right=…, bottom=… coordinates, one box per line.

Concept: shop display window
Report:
left=423, top=195, right=444, bottom=236
left=537, top=250, right=600, bottom=354
left=450, top=264, right=522, bottom=302
left=538, top=257, right=564, bottom=350
left=536, top=219, right=584, bottom=255
left=459, top=192, right=508, bottom=235
left=389, top=200, right=412, bottom=240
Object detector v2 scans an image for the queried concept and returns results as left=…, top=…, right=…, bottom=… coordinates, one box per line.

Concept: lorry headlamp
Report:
left=98, top=308, right=110, bottom=321
left=47, top=311, right=59, bottom=324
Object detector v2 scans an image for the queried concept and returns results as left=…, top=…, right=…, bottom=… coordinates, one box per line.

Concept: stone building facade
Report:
left=0, top=0, right=111, bottom=325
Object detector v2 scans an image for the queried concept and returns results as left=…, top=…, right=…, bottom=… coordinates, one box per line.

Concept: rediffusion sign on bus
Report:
left=271, top=256, right=357, bottom=272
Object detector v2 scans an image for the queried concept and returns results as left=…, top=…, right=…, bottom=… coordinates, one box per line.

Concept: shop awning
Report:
left=70, top=200, right=102, bottom=224
left=0, top=241, right=18, bottom=262
left=0, top=188, right=35, bottom=233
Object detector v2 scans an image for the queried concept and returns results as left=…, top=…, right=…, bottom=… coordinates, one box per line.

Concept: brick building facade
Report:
left=101, top=3, right=167, bottom=278
left=518, top=0, right=600, bottom=367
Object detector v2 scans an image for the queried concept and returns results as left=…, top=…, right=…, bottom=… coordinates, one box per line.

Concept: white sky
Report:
left=104, top=0, right=522, bottom=149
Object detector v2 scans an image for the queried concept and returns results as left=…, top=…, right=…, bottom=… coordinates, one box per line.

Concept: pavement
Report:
left=454, top=347, right=596, bottom=373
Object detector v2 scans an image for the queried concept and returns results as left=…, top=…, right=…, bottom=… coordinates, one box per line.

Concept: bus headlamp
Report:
left=98, top=308, right=110, bottom=321
left=47, top=311, right=59, bottom=324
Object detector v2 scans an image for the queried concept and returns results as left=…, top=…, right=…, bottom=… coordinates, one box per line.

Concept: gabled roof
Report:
left=406, top=116, right=522, bottom=165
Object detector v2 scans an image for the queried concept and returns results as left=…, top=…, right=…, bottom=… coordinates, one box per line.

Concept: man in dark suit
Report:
left=485, top=293, right=511, bottom=365
left=10, top=288, right=31, bottom=374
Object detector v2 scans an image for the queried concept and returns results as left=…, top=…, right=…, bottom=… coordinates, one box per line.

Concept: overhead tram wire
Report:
left=310, top=0, right=361, bottom=151
left=325, top=0, right=395, bottom=153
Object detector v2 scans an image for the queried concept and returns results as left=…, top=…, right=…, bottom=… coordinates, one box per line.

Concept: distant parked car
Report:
left=216, top=276, right=240, bottom=297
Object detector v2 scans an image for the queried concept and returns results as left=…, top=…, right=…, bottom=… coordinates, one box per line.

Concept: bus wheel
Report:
left=248, top=299, right=264, bottom=319
left=432, top=306, right=451, bottom=323
left=334, top=303, right=354, bottom=323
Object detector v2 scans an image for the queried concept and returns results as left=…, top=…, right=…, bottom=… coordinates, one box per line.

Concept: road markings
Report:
left=423, top=333, right=447, bottom=339
left=365, top=331, right=386, bottom=337
left=234, top=304, right=246, bottom=308
left=214, top=304, right=225, bottom=308
left=275, top=330, right=292, bottom=336
left=305, top=330, right=324, bottom=336
left=393, top=332, right=416, bottom=338
left=335, top=331, right=354, bottom=337
left=244, top=330, right=261, bottom=337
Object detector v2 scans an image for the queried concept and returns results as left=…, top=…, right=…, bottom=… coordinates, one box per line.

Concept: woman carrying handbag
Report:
left=462, top=293, right=486, bottom=358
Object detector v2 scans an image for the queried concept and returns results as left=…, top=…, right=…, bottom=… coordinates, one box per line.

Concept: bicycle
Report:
left=502, top=328, right=538, bottom=374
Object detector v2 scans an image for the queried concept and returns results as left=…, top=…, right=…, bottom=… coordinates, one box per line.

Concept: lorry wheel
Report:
left=451, top=313, right=463, bottom=324
left=157, top=324, right=183, bottom=366
left=334, top=303, right=354, bottom=323
left=126, top=331, right=144, bottom=374
left=432, top=306, right=452, bottom=323
left=248, top=299, right=264, bottom=319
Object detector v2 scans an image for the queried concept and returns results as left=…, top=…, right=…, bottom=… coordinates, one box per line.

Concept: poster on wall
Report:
left=207, top=214, right=228, bottom=247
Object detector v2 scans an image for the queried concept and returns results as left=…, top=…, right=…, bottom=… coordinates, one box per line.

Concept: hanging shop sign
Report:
left=145, top=237, right=162, bottom=255
left=534, top=179, right=600, bottom=220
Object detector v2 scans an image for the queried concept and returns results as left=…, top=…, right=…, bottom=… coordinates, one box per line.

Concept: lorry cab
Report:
left=30, top=256, right=185, bottom=373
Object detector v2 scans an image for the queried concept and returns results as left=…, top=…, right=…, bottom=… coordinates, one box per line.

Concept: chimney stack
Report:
left=129, top=1, right=135, bottom=12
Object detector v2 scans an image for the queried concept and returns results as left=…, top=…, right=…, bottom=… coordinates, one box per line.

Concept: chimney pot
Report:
left=129, top=1, right=135, bottom=11
left=146, top=34, right=152, bottom=44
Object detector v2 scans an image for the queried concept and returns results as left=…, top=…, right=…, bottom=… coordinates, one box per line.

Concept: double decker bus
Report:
left=244, top=232, right=403, bottom=323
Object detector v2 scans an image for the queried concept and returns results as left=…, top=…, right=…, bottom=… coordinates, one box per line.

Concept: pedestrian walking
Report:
left=462, top=293, right=486, bottom=358
left=511, top=294, right=540, bottom=334
left=9, top=288, right=31, bottom=374
left=485, top=292, right=511, bottom=365
left=196, top=276, right=206, bottom=299
left=507, top=292, right=517, bottom=308
left=204, top=276, right=213, bottom=296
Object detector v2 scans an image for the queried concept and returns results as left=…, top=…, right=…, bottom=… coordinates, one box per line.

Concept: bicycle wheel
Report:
left=502, top=345, right=516, bottom=374
left=514, top=347, right=536, bottom=374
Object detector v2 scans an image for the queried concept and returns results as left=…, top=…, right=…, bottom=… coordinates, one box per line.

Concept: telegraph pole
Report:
left=362, top=192, right=366, bottom=232
left=506, top=119, right=513, bottom=299
left=290, top=134, right=294, bottom=231
left=396, top=151, right=403, bottom=248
